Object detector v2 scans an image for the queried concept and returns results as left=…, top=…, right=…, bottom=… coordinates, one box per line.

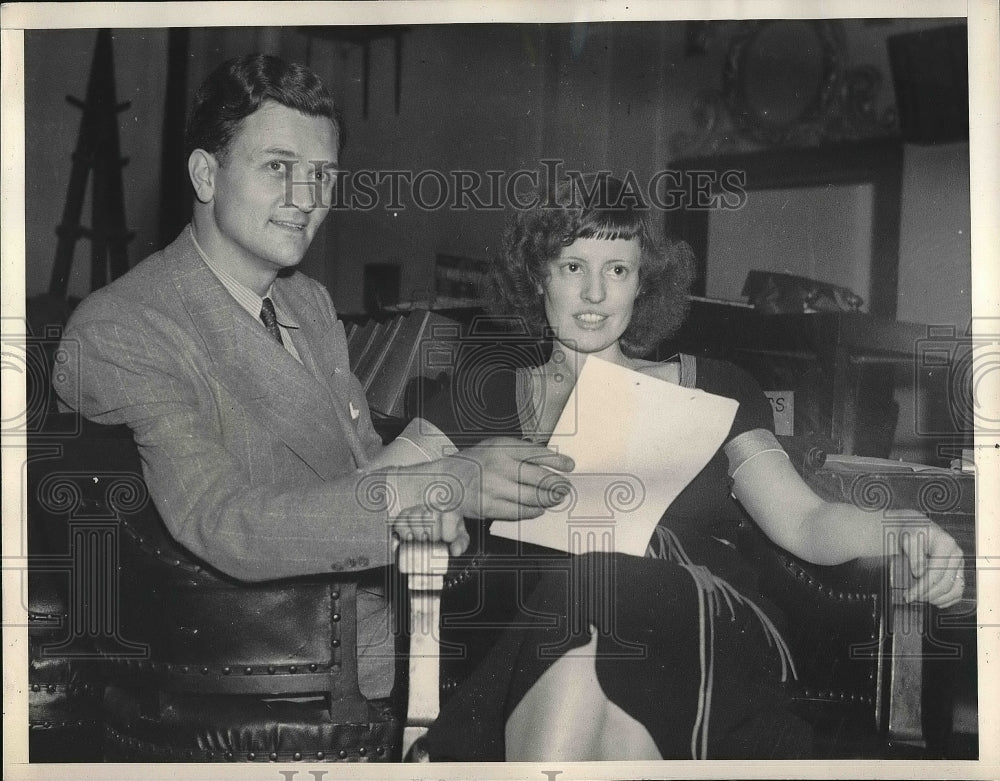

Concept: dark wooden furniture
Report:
left=655, top=301, right=969, bottom=460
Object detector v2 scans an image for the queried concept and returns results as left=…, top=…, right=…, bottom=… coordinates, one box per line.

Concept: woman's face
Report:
left=542, top=237, right=642, bottom=362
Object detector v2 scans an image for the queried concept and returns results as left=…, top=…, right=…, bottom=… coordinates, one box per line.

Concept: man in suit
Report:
left=53, top=54, right=571, bottom=698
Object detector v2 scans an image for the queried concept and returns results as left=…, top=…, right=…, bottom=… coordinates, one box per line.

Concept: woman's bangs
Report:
left=574, top=208, right=645, bottom=243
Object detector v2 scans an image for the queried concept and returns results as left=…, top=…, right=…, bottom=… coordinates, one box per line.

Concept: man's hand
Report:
left=442, top=437, right=574, bottom=520
left=900, top=520, right=965, bottom=608
left=392, top=507, right=470, bottom=557
left=389, top=437, right=574, bottom=523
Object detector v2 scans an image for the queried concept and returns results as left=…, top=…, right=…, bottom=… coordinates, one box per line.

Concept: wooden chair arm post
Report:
left=397, top=540, right=450, bottom=761
left=885, top=553, right=926, bottom=750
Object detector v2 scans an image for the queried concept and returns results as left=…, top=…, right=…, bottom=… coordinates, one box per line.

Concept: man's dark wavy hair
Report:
left=185, top=54, right=343, bottom=163
left=488, top=175, right=695, bottom=358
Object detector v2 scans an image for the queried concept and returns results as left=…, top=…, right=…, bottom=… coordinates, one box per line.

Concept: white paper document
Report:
left=491, top=357, right=739, bottom=556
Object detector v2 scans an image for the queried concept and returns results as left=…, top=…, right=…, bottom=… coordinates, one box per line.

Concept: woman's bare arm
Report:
left=730, top=446, right=965, bottom=608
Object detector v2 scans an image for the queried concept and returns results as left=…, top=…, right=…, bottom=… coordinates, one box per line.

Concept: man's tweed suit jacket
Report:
left=55, top=227, right=398, bottom=581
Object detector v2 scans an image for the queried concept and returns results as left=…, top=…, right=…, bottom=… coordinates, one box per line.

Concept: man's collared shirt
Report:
left=189, top=226, right=303, bottom=364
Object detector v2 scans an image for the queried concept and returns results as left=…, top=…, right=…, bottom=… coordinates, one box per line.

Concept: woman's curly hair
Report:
left=487, top=175, right=695, bottom=358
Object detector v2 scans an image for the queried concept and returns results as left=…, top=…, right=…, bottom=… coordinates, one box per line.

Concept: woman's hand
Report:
left=392, top=506, right=470, bottom=557
left=899, top=520, right=965, bottom=608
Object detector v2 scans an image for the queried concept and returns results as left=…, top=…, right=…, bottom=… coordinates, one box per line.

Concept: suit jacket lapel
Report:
left=271, top=277, right=372, bottom=464
left=270, top=279, right=337, bottom=393
left=164, top=232, right=358, bottom=480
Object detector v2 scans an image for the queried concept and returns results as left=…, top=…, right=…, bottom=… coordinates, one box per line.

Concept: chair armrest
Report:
left=885, top=556, right=925, bottom=748
left=739, top=514, right=936, bottom=753
left=737, top=516, right=888, bottom=730
left=397, top=540, right=450, bottom=761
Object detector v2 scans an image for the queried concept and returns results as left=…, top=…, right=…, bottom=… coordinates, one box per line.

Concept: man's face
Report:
left=206, top=100, right=339, bottom=279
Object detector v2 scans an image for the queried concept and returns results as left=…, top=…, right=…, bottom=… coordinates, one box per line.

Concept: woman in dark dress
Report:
left=416, top=176, right=965, bottom=761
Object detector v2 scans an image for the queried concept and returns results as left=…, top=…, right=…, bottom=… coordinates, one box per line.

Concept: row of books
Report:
left=345, top=309, right=462, bottom=418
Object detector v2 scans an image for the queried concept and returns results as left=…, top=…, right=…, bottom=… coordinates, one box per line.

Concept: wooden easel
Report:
left=49, top=29, right=134, bottom=297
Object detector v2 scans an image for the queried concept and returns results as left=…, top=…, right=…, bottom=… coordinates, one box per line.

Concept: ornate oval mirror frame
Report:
left=723, top=20, right=845, bottom=147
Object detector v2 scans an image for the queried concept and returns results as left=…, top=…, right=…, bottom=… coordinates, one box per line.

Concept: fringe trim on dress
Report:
left=645, top=525, right=798, bottom=760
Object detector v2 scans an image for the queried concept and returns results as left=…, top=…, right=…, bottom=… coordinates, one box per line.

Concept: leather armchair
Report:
left=739, top=436, right=977, bottom=758
left=26, top=420, right=975, bottom=762
left=27, top=415, right=402, bottom=763
left=28, top=568, right=104, bottom=762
